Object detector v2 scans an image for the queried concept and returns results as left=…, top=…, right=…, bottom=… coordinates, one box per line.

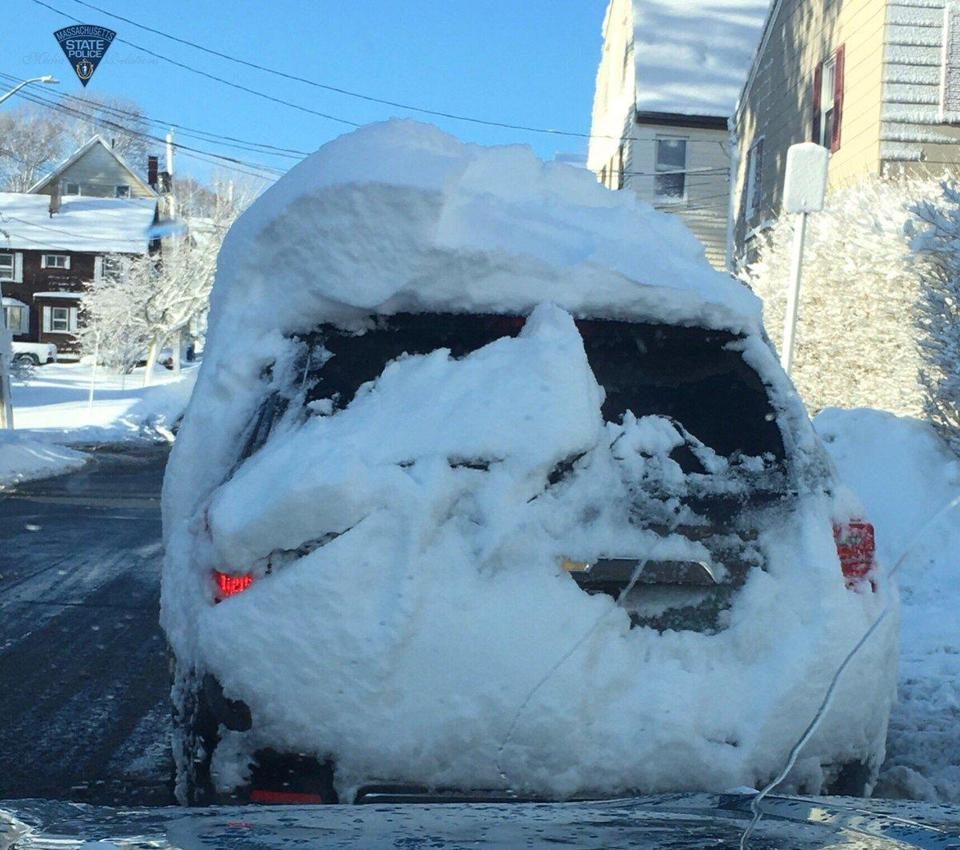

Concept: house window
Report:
left=0, top=253, right=13, bottom=280
left=50, top=307, right=70, bottom=332
left=41, top=254, right=70, bottom=270
left=63, top=182, right=81, bottom=196
left=616, top=144, right=626, bottom=190
left=3, top=303, right=28, bottom=335
left=746, top=138, right=764, bottom=219
left=115, top=185, right=131, bottom=198
left=813, top=46, right=845, bottom=152
left=655, top=137, right=687, bottom=202
left=42, top=304, right=78, bottom=334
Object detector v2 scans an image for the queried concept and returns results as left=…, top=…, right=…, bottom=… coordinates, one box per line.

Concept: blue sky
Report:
left=5, top=0, right=609, bottom=185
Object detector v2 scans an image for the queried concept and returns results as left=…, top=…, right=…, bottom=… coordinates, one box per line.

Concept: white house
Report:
left=587, top=0, right=769, bottom=270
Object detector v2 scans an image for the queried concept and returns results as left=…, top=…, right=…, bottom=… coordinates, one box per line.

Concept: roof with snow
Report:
left=0, top=193, right=157, bottom=254
left=633, top=0, right=771, bottom=117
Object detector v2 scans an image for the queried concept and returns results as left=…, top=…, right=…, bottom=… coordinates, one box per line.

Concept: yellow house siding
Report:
left=880, top=0, right=960, bottom=171
left=733, top=0, right=886, bottom=256
left=825, top=0, right=887, bottom=187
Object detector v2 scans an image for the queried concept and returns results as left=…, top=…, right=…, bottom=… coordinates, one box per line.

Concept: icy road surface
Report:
left=0, top=444, right=174, bottom=805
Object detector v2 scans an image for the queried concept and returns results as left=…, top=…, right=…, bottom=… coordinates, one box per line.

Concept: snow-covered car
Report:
left=162, top=121, right=898, bottom=806
left=11, top=341, right=57, bottom=366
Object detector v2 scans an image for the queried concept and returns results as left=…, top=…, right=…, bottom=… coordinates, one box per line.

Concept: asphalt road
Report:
left=0, top=442, right=175, bottom=806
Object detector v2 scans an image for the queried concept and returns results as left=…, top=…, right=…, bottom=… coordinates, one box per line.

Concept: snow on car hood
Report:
left=162, top=122, right=895, bottom=802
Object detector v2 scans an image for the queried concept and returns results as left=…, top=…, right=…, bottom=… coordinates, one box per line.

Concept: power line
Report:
left=0, top=73, right=310, bottom=161
left=11, top=87, right=284, bottom=181
left=35, top=0, right=736, bottom=150
left=55, top=0, right=604, bottom=142
left=31, top=0, right=362, bottom=130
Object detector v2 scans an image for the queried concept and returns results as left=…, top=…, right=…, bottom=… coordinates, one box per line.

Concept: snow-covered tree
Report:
left=910, top=183, right=960, bottom=454
left=0, top=106, right=66, bottom=192
left=77, top=256, right=152, bottom=375
left=745, top=176, right=939, bottom=416
left=80, top=180, right=250, bottom=384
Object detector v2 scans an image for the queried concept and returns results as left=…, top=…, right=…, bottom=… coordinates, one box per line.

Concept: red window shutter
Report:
left=812, top=60, right=824, bottom=143
left=831, top=44, right=845, bottom=152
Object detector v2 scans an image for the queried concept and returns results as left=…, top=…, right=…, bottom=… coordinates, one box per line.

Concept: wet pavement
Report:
left=0, top=442, right=175, bottom=806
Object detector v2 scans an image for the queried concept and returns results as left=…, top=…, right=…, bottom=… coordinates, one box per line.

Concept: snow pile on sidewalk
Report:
left=815, top=409, right=960, bottom=801
left=0, top=431, right=86, bottom=489
left=0, top=362, right=198, bottom=488
left=12, top=362, right=198, bottom=442
left=164, top=121, right=896, bottom=802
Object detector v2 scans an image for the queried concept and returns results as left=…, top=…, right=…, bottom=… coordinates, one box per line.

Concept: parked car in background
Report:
left=11, top=341, right=57, bottom=366
left=162, top=121, right=898, bottom=807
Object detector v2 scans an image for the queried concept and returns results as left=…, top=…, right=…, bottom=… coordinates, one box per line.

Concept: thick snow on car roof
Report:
left=210, top=119, right=761, bottom=341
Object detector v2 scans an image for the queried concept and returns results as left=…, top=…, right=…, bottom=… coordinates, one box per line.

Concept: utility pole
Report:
left=0, top=75, right=59, bottom=429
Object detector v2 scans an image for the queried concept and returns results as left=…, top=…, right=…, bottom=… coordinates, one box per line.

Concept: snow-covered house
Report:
left=0, top=136, right=163, bottom=357
left=587, top=0, right=770, bottom=270
left=0, top=193, right=158, bottom=357
left=732, top=0, right=960, bottom=262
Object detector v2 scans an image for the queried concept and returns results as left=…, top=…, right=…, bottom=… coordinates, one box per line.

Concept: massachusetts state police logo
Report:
left=54, top=25, right=116, bottom=87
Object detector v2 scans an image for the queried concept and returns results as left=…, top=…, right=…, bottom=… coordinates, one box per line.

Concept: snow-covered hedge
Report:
left=746, top=176, right=938, bottom=417
left=910, top=183, right=960, bottom=456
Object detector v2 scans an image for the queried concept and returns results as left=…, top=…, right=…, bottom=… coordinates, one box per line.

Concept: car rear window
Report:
left=293, top=313, right=784, bottom=461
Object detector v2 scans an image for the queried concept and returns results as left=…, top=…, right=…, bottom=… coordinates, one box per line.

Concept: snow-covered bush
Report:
left=746, top=176, right=938, bottom=416
left=911, top=183, right=960, bottom=455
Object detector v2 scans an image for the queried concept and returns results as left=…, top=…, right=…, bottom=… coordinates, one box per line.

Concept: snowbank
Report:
left=12, top=362, right=198, bottom=442
left=0, top=431, right=87, bottom=490
left=816, top=409, right=960, bottom=802
left=164, top=122, right=895, bottom=802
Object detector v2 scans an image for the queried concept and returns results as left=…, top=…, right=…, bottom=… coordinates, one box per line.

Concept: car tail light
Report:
left=214, top=570, right=255, bottom=601
left=250, top=789, right=326, bottom=804
left=833, top=521, right=876, bottom=588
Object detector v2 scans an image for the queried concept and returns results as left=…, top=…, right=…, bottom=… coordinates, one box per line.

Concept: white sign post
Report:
left=780, top=143, right=830, bottom=375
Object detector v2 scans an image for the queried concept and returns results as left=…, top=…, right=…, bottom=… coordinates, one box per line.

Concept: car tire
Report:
left=14, top=353, right=40, bottom=366
left=824, top=760, right=875, bottom=797
left=170, top=661, right=219, bottom=806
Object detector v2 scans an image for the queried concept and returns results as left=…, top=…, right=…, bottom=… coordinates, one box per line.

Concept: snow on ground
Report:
left=815, top=409, right=960, bottom=802
left=0, top=430, right=86, bottom=489
left=11, top=360, right=197, bottom=439
left=0, top=361, right=197, bottom=489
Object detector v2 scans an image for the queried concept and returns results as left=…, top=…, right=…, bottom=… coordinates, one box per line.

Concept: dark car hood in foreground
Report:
left=3, top=794, right=960, bottom=850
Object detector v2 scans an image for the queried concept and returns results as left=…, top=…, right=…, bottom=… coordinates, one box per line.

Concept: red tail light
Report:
left=833, top=521, right=876, bottom=588
left=250, top=789, right=326, bottom=804
left=214, top=570, right=255, bottom=601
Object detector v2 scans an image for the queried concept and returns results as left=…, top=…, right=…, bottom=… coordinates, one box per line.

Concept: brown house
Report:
left=0, top=136, right=161, bottom=358
left=0, top=193, right=158, bottom=357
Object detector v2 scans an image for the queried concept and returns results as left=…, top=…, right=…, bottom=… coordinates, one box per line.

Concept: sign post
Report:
left=780, top=143, right=830, bottom=375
